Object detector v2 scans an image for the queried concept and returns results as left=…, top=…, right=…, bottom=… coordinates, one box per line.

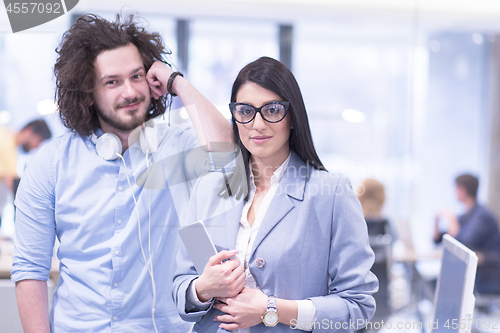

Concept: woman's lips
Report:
left=251, top=135, right=272, bottom=144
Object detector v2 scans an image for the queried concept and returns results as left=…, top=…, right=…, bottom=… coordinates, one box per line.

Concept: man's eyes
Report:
left=104, top=74, right=144, bottom=86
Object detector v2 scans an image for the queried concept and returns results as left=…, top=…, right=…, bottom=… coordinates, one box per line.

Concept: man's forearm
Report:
left=146, top=61, right=233, bottom=148
left=16, top=279, right=50, bottom=333
left=172, top=77, right=234, bottom=148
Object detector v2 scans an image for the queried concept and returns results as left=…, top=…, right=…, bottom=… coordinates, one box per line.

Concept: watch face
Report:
left=263, top=311, right=279, bottom=326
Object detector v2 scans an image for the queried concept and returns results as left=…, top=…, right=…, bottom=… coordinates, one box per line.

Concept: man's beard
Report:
left=95, top=97, right=149, bottom=131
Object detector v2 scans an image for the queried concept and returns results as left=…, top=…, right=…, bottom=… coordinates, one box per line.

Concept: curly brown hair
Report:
left=54, top=14, right=171, bottom=136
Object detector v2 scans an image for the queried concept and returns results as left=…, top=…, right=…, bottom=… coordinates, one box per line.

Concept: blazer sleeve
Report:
left=309, top=176, right=378, bottom=332
left=172, top=178, right=216, bottom=322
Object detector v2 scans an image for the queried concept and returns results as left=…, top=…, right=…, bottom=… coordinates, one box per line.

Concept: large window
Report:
left=294, top=20, right=412, bottom=225
left=188, top=18, right=278, bottom=111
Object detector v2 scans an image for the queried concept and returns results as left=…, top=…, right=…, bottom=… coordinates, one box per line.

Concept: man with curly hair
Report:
left=11, top=14, right=232, bottom=332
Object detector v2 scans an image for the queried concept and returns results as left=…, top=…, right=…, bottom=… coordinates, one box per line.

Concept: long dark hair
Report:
left=229, top=56, right=326, bottom=199
left=54, top=14, right=171, bottom=136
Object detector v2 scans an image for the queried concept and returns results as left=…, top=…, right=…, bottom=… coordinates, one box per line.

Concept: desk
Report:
left=0, top=238, right=59, bottom=280
left=394, top=242, right=442, bottom=317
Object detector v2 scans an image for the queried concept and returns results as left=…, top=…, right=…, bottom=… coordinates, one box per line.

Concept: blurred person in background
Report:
left=433, top=173, right=500, bottom=294
left=358, top=178, right=393, bottom=322
left=358, top=178, right=386, bottom=220
left=0, top=119, right=51, bottom=226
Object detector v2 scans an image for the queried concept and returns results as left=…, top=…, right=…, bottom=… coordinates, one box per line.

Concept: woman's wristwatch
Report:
left=262, top=295, right=279, bottom=327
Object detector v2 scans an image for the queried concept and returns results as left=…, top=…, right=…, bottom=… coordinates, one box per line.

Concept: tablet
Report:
left=178, top=220, right=218, bottom=273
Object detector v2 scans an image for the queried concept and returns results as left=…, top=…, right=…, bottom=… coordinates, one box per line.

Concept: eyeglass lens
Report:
left=233, top=103, right=287, bottom=123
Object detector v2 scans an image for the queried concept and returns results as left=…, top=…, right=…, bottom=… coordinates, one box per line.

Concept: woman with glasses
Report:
left=173, top=57, right=378, bottom=332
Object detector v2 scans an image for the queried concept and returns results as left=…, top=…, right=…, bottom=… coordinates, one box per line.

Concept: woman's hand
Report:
left=213, top=287, right=268, bottom=330
left=195, top=250, right=246, bottom=302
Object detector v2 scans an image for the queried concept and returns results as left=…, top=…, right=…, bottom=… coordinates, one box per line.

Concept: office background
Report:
left=1, top=1, right=500, bottom=320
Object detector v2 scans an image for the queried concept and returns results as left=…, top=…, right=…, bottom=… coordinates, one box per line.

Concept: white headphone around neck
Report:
left=90, top=119, right=160, bottom=331
left=90, top=120, right=159, bottom=160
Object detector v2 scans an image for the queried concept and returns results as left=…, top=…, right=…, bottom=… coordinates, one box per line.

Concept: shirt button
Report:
left=114, top=282, right=118, bottom=287
left=113, top=316, right=117, bottom=321
left=255, top=258, right=265, bottom=268
left=114, top=250, right=119, bottom=256
left=117, top=219, right=122, bottom=224
left=117, top=186, right=123, bottom=191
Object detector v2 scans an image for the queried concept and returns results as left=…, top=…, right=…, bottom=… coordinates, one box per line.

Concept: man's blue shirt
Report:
left=11, top=122, right=202, bottom=332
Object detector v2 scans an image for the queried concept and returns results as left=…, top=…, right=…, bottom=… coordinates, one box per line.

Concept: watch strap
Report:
left=267, top=295, right=277, bottom=309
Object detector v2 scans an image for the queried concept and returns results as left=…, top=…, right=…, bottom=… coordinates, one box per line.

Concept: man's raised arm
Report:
left=146, top=61, right=233, bottom=149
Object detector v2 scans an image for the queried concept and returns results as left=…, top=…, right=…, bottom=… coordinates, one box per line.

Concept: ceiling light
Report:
left=37, top=99, right=57, bottom=115
left=342, top=109, right=365, bottom=123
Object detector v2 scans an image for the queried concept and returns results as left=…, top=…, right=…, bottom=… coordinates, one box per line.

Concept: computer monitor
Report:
left=431, top=234, right=478, bottom=333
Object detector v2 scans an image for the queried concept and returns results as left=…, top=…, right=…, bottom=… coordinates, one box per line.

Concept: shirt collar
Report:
left=93, top=127, right=104, bottom=137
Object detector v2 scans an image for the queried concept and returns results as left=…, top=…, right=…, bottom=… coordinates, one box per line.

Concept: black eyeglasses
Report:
left=229, top=101, right=290, bottom=124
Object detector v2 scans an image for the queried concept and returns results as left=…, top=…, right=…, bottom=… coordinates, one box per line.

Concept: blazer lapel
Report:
left=250, top=152, right=308, bottom=256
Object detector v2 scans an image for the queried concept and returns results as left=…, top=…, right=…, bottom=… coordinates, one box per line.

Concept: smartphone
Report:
left=178, top=220, right=218, bottom=273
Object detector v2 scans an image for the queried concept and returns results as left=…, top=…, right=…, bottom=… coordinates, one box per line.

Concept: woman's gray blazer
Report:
left=173, top=152, right=379, bottom=332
